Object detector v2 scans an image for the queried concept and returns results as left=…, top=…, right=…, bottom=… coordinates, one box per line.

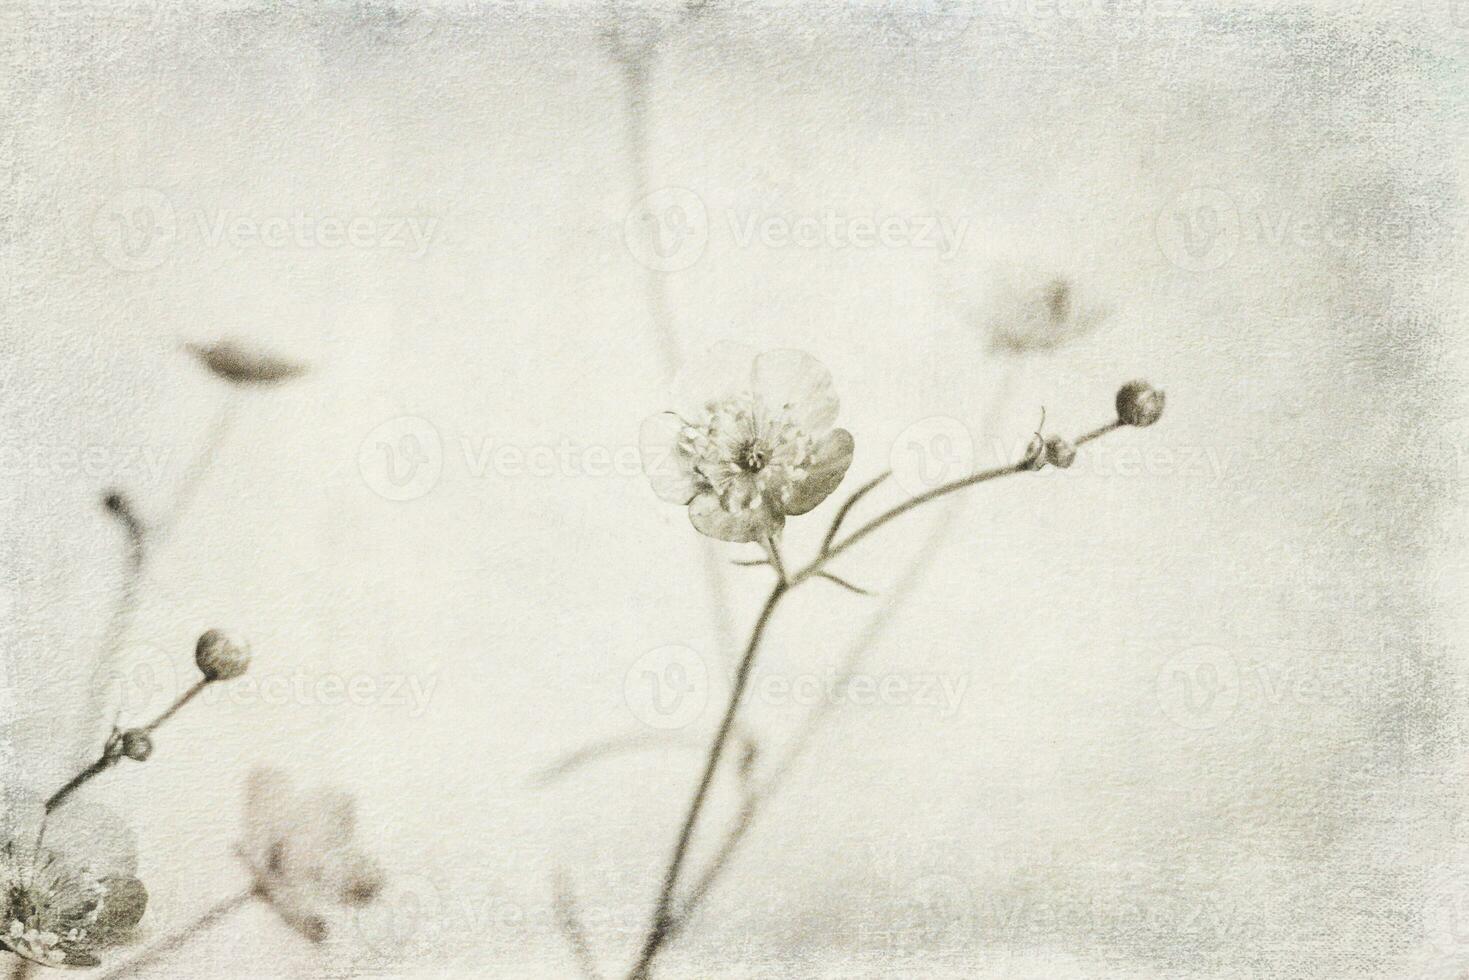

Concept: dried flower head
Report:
left=195, top=629, right=251, bottom=682
left=1044, top=436, right=1077, bottom=470
left=186, top=340, right=307, bottom=386
left=640, top=345, right=855, bottom=543
left=238, top=769, right=383, bottom=944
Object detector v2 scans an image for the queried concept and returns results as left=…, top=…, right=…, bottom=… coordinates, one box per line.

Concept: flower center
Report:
left=736, top=441, right=769, bottom=473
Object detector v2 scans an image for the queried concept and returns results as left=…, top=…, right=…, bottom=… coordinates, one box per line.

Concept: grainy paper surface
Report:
left=1, top=1, right=1466, bottom=977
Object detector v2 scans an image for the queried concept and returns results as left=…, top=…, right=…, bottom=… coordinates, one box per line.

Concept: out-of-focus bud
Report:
left=334, top=853, right=386, bottom=906
left=1021, top=434, right=1047, bottom=471
left=1116, top=381, right=1165, bottom=427
left=120, top=730, right=153, bottom=762
left=1045, top=437, right=1077, bottom=469
left=195, top=629, right=251, bottom=682
left=186, top=340, right=307, bottom=387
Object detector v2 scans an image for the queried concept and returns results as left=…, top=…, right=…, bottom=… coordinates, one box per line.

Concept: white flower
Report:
left=237, top=769, right=383, bottom=944
left=640, top=345, right=855, bottom=543
left=0, top=837, right=146, bottom=969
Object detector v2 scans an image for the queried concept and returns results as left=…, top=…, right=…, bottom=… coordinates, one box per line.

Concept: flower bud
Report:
left=120, top=730, right=153, bottom=762
left=195, top=629, right=251, bottom=682
left=1116, top=380, right=1165, bottom=427
left=1045, top=436, right=1077, bottom=469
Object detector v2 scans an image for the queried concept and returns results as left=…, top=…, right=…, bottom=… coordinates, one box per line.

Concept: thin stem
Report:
left=819, top=471, right=889, bottom=555
left=140, top=678, right=207, bottom=734
left=43, top=755, right=118, bottom=815
left=44, top=679, right=209, bottom=816
left=815, top=571, right=873, bottom=596
left=630, top=413, right=1130, bottom=973
left=626, top=582, right=787, bottom=980
left=794, top=460, right=1026, bottom=583
left=92, top=889, right=255, bottom=980
left=762, top=536, right=787, bottom=585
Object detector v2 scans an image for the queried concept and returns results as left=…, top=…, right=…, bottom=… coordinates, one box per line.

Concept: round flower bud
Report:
left=1045, top=436, right=1077, bottom=470
left=1116, top=380, right=1165, bottom=427
left=195, top=629, right=251, bottom=682
left=120, top=729, right=153, bottom=762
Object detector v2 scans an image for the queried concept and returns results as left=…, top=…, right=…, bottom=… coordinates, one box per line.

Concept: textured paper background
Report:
left=1, top=1, right=1466, bottom=977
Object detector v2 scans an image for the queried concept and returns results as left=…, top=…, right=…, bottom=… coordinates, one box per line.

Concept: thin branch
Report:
left=815, top=572, right=874, bottom=596
left=92, top=890, right=255, bottom=980
left=819, top=471, right=889, bottom=555
left=528, top=730, right=703, bottom=790
left=795, top=460, right=1025, bottom=582
left=45, top=678, right=209, bottom=816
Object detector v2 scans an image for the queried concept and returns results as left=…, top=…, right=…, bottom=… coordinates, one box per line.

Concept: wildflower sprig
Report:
left=628, top=360, right=1165, bottom=979
left=43, top=631, right=253, bottom=817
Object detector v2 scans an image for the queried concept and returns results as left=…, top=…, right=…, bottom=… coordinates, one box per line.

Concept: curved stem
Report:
left=626, top=582, right=787, bottom=979
left=92, top=890, right=255, bottom=980
left=43, top=678, right=210, bottom=819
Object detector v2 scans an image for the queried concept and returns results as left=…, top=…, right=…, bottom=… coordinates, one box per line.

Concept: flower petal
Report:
left=639, top=413, right=700, bottom=504
left=751, top=349, right=838, bottom=434
left=687, top=492, right=784, bottom=543
left=91, top=877, right=148, bottom=943
left=783, top=428, right=854, bottom=515
left=671, top=342, right=760, bottom=418
left=243, top=768, right=296, bottom=862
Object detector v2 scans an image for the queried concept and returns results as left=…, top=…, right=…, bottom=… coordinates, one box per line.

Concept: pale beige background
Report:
left=1, top=1, right=1466, bottom=977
